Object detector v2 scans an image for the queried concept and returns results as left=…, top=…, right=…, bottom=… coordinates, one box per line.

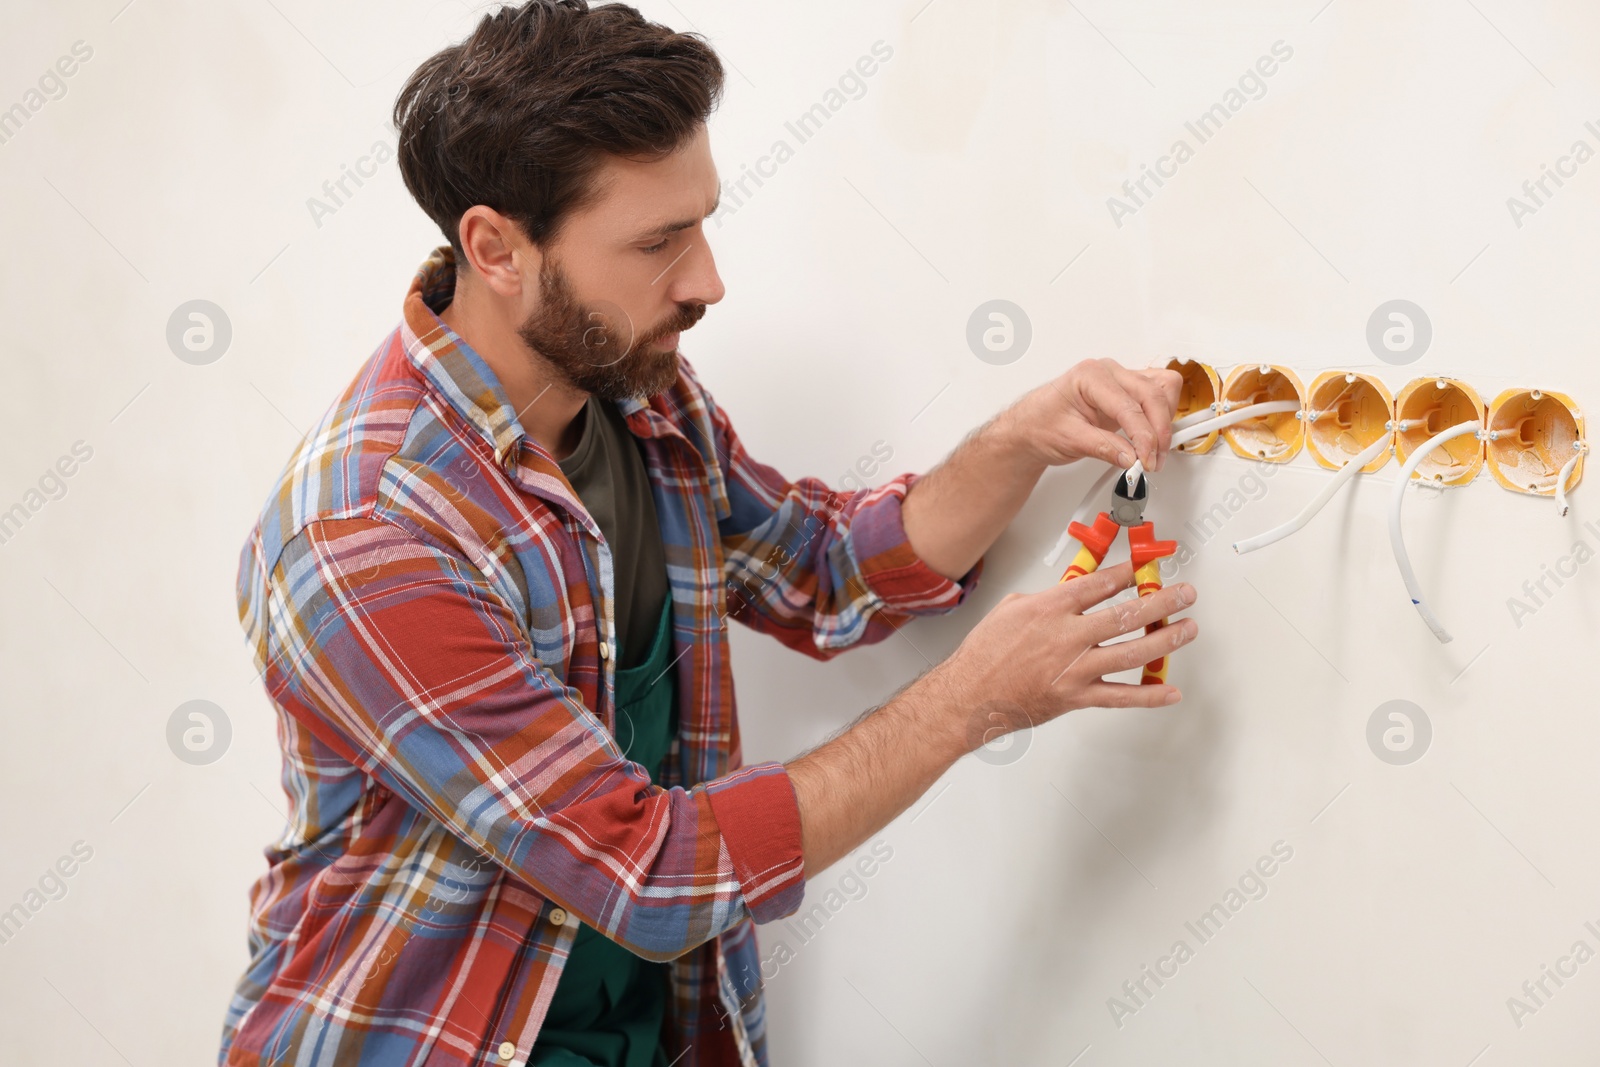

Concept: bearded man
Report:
left=219, top=4, right=1197, bottom=1065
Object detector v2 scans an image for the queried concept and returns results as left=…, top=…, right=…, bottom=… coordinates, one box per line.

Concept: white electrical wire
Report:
left=1045, top=400, right=1303, bottom=567
left=1122, top=400, right=1302, bottom=490
left=1042, top=528, right=1076, bottom=568
left=1171, top=400, right=1301, bottom=450
left=1231, top=431, right=1393, bottom=555
left=1043, top=465, right=1121, bottom=567
left=1304, top=377, right=1370, bottom=425
left=1556, top=442, right=1586, bottom=518
left=1388, top=420, right=1481, bottom=644
left=1173, top=406, right=1221, bottom=431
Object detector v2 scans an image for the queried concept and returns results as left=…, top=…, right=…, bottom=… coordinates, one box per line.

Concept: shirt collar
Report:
left=407, top=245, right=691, bottom=466
left=399, top=247, right=686, bottom=537
left=400, top=245, right=664, bottom=456
left=401, top=245, right=530, bottom=469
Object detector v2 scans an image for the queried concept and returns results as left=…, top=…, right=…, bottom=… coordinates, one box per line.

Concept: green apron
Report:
left=532, top=597, right=679, bottom=1067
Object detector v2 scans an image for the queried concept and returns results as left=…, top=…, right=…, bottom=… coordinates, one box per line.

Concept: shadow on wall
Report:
left=973, top=684, right=1227, bottom=1051
left=941, top=463, right=1230, bottom=1051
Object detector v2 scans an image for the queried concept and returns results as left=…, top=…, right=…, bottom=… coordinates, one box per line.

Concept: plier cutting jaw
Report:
left=1059, top=470, right=1180, bottom=685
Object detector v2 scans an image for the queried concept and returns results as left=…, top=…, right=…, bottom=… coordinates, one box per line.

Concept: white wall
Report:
left=4, top=0, right=1600, bottom=1063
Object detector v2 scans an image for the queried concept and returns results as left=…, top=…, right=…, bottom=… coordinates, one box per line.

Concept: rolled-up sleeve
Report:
left=703, top=763, right=805, bottom=922
left=834, top=470, right=984, bottom=615
left=688, top=368, right=982, bottom=660
left=256, top=516, right=805, bottom=958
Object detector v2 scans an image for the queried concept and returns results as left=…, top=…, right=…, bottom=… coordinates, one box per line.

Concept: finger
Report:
left=1050, top=421, right=1135, bottom=469
left=1082, top=616, right=1199, bottom=677
left=1048, top=560, right=1136, bottom=613
left=1124, top=368, right=1180, bottom=471
left=1078, top=680, right=1184, bottom=709
left=1080, top=366, right=1162, bottom=473
left=1150, top=366, right=1182, bottom=410
left=1083, top=581, right=1196, bottom=643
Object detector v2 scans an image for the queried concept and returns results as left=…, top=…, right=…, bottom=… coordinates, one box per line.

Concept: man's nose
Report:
left=666, top=237, right=725, bottom=308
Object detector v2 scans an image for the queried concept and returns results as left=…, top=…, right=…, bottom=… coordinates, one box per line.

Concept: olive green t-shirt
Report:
left=539, top=395, right=678, bottom=1067
left=556, top=396, right=670, bottom=668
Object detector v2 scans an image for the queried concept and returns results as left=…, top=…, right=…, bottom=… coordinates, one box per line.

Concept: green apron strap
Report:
left=611, top=598, right=678, bottom=782
left=535, top=596, right=678, bottom=1067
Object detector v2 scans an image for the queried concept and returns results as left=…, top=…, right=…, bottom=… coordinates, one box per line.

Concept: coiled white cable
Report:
left=1233, top=431, right=1393, bottom=555
left=1388, top=420, right=1482, bottom=643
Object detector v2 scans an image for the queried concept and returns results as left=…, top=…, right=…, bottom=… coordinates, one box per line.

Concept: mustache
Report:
left=634, top=302, right=706, bottom=348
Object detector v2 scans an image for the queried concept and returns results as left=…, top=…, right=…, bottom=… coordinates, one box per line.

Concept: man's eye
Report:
left=641, top=238, right=670, bottom=254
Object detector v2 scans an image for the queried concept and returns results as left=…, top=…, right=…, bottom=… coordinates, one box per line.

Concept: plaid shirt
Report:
left=220, top=247, right=982, bottom=1067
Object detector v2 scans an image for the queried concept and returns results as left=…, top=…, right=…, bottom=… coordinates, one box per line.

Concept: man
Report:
left=219, top=3, right=1198, bottom=1065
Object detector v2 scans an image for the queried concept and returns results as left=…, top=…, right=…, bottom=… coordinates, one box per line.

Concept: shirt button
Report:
left=497, top=1040, right=517, bottom=1061
left=549, top=906, right=568, bottom=926
left=597, top=642, right=610, bottom=661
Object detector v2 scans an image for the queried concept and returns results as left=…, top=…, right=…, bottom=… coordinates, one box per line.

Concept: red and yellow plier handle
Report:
left=1059, top=512, right=1178, bottom=684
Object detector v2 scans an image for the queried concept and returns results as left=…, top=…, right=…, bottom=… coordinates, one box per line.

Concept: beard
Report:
left=517, top=255, right=705, bottom=402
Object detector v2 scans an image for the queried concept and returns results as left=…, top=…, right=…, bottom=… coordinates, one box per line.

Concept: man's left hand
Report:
left=1001, top=358, right=1183, bottom=474
left=901, top=358, right=1183, bottom=582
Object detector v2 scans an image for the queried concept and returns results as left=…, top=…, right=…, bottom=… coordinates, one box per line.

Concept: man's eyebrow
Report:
left=629, top=190, right=722, bottom=242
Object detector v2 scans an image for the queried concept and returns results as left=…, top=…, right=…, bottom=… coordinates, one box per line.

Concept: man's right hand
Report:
left=785, top=562, right=1198, bottom=878
left=930, top=560, right=1197, bottom=755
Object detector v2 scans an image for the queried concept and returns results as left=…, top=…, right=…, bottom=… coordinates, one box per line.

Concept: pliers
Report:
left=1058, top=470, right=1179, bottom=685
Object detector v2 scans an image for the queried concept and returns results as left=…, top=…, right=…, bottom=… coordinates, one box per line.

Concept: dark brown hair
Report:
left=393, top=0, right=723, bottom=258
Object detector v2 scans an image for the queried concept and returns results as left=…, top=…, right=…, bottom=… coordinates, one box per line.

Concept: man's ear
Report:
left=456, top=206, right=540, bottom=299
